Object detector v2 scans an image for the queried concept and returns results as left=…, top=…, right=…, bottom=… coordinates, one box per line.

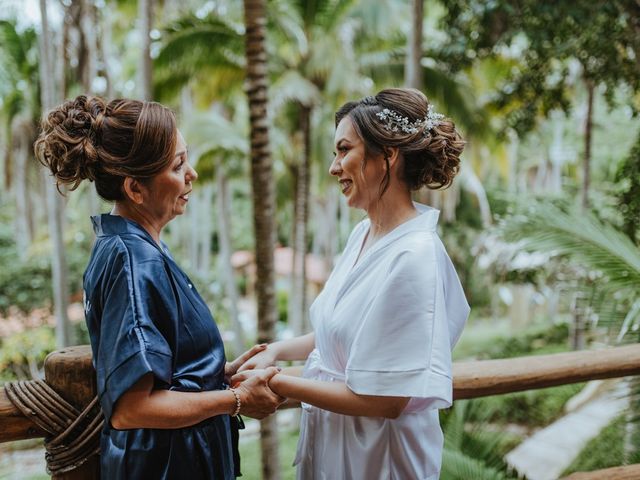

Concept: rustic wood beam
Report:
left=4, top=344, right=640, bottom=446
left=561, top=463, right=640, bottom=479
left=0, top=387, right=48, bottom=443
left=453, top=344, right=640, bottom=399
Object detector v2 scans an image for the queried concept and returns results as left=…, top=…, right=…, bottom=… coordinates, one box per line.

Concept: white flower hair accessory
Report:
left=375, top=104, right=445, bottom=136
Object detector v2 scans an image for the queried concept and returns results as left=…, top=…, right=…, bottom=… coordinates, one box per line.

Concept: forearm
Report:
left=269, top=332, right=315, bottom=362
left=269, top=373, right=409, bottom=419
left=111, top=376, right=236, bottom=430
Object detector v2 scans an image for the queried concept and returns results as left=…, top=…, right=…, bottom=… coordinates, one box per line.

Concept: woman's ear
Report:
left=383, top=146, right=401, bottom=170
left=122, top=177, right=145, bottom=205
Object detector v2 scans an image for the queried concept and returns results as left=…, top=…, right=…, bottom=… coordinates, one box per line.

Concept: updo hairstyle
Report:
left=34, top=95, right=177, bottom=201
left=335, top=88, right=465, bottom=195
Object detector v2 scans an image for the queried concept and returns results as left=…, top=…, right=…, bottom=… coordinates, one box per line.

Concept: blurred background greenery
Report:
left=1, top=0, right=639, bottom=478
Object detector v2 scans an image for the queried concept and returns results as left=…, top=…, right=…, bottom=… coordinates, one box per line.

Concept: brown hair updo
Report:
left=335, top=88, right=465, bottom=195
left=34, top=95, right=177, bottom=201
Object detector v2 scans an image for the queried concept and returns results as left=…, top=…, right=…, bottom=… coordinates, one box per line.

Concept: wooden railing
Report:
left=2, top=344, right=640, bottom=479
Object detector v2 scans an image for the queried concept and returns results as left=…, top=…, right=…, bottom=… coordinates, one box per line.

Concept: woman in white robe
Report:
left=235, top=88, right=470, bottom=480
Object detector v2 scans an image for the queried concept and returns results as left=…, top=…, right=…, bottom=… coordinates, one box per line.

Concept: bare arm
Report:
left=237, top=332, right=316, bottom=371
left=111, top=367, right=283, bottom=430
left=233, top=369, right=410, bottom=419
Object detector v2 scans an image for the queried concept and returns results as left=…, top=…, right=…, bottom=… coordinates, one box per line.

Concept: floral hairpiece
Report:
left=375, top=104, right=444, bottom=135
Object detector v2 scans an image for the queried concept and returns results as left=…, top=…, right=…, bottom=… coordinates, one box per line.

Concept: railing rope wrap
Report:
left=4, top=379, right=103, bottom=475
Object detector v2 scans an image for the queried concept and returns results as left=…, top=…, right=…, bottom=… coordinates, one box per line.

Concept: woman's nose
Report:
left=329, top=157, right=341, bottom=176
left=188, top=163, right=198, bottom=182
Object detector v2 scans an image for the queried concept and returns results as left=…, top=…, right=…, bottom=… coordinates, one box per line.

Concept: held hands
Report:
left=232, top=367, right=285, bottom=419
left=225, top=344, right=267, bottom=384
left=236, top=345, right=277, bottom=372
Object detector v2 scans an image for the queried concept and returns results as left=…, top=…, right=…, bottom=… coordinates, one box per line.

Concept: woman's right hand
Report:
left=236, top=346, right=278, bottom=372
left=233, top=367, right=285, bottom=419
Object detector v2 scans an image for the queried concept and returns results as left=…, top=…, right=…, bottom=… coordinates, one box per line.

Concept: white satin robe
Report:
left=294, top=204, right=470, bottom=480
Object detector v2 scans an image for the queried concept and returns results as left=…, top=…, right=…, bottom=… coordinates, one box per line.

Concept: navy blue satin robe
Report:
left=83, top=214, right=240, bottom=479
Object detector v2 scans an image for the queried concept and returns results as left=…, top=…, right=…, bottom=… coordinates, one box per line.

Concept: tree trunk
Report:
left=138, top=0, right=153, bottom=100
left=216, top=171, right=245, bottom=356
left=60, top=3, right=71, bottom=98
left=101, top=0, right=115, bottom=98
left=12, top=120, right=34, bottom=255
left=80, top=0, right=101, bottom=214
left=243, top=0, right=281, bottom=478
left=581, top=79, right=594, bottom=211
left=289, top=104, right=311, bottom=335
left=76, top=0, right=91, bottom=92
left=405, top=0, right=423, bottom=89
left=199, top=182, right=213, bottom=276
left=39, top=0, right=72, bottom=348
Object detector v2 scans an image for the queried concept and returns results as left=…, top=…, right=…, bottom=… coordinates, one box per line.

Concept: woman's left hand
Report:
left=225, top=344, right=267, bottom=384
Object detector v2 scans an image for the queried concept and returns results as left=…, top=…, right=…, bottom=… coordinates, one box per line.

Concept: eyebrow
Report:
left=335, top=139, right=352, bottom=148
left=174, top=148, right=187, bottom=158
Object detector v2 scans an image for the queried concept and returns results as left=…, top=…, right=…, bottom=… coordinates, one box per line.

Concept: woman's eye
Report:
left=175, top=161, right=184, bottom=171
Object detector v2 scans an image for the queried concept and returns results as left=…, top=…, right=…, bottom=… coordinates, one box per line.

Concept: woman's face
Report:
left=330, top=116, right=385, bottom=211
left=143, top=131, right=197, bottom=224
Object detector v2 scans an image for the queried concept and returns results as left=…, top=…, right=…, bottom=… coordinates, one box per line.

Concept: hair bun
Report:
left=35, top=95, right=107, bottom=190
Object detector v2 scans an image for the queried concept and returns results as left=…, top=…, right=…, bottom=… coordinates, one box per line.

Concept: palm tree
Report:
left=243, top=0, right=281, bottom=478
left=39, top=0, right=71, bottom=348
left=269, top=0, right=391, bottom=334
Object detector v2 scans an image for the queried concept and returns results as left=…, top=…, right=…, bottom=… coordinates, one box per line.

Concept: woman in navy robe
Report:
left=35, top=95, right=283, bottom=479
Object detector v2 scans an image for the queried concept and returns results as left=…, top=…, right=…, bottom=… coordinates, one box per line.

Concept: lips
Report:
left=339, top=179, right=352, bottom=194
left=179, top=190, right=191, bottom=202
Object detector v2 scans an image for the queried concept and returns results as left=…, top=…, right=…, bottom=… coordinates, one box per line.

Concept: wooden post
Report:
left=44, top=345, right=100, bottom=480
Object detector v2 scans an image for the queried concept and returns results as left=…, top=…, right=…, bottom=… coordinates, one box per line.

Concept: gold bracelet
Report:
left=229, top=388, right=241, bottom=417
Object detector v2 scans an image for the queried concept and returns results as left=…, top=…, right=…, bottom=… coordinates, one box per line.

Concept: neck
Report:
left=366, top=186, right=417, bottom=240
left=111, top=202, right=164, bottom=245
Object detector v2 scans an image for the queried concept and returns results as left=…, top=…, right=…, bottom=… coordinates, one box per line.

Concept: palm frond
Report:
left=502, top=202, right=640, bottom=294
left=183, top=111, right=247, bottom=161
left=268, top=0, right=307, bottom=56
left=153, top=14, right=245, bottom=101
left=441, top=449, right=511, bottom=480
left=270, top=70, right=322, bottom=113
left=154, top=14, right=244, bottom=74
left=422, top=64, right=491, bottom=139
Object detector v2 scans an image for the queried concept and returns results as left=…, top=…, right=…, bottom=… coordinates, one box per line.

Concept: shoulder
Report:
left=118, top=234, right=166, bottom=263
left=394, top=229, right=439, bottom=263
left=91, top=234, right=168, bottom=284
left=382, top=231, right=446, bottom=288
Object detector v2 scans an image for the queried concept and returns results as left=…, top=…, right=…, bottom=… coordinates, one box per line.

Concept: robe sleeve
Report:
left=345, top=238, right=469, bottom=409
left=93, top=244, right=176, bottom=423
